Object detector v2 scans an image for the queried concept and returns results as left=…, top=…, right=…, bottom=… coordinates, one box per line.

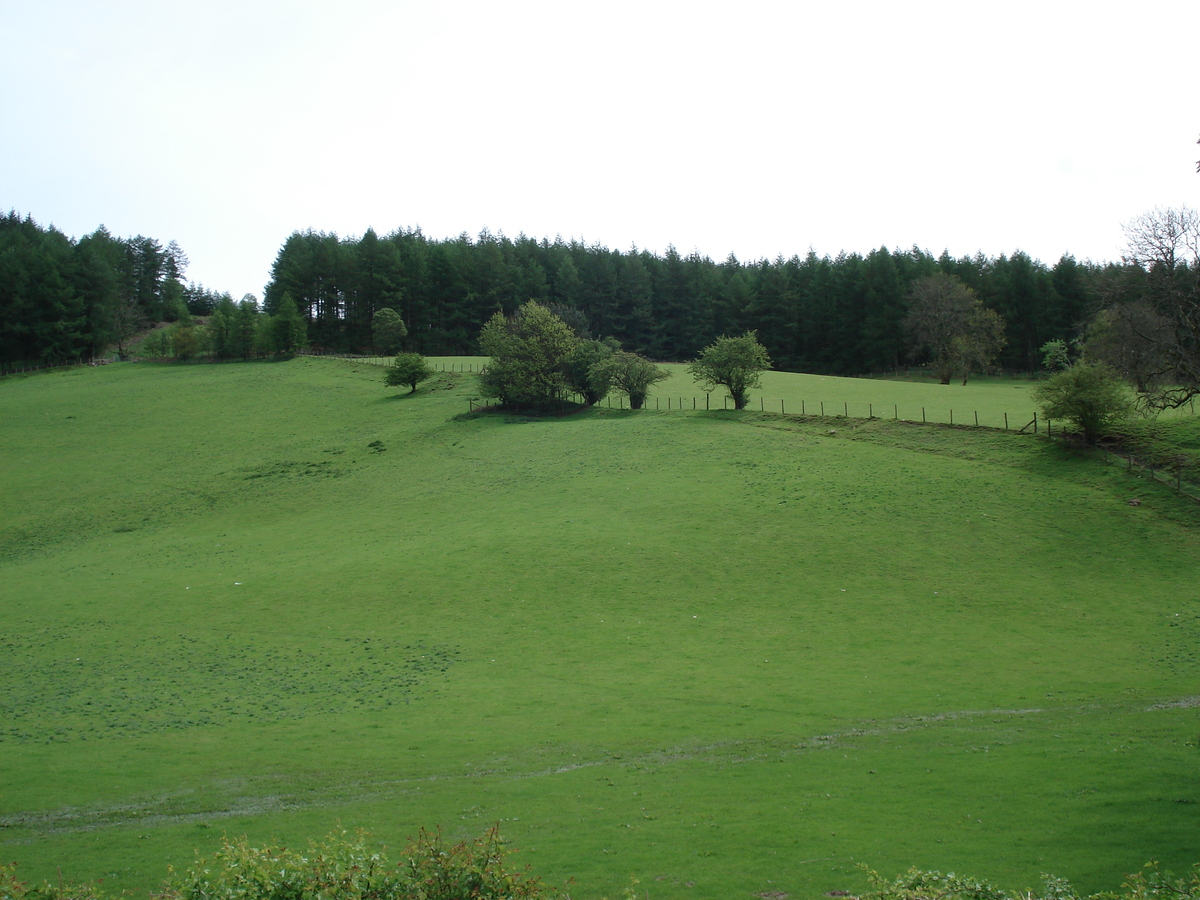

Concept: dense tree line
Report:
left=7, top=208, right=1192, bottom=382
left=263, top=226, right=1130, bottom=374
left=0, top=211, right=232, bottom=369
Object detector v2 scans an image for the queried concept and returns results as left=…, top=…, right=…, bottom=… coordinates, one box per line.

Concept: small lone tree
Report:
left=596, top=351, right=670, bottom=409
left=687, top=331, right=771, bottom=410
left=1032, top=362, right=1135, bottom=443
left=385, top=352, right=433, bottom=394
left=372, top=307, right=408, bottom=355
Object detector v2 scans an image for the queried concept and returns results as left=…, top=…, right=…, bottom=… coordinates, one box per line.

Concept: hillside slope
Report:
left=1, top=358, right=1197, bottom=899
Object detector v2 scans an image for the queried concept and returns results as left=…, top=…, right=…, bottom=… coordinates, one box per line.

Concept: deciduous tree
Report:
left=478, top=301, right=579, bottom=409
left=372, top=307, right=408, bottom=354
left=904, top=274, right=1006, bottom=384
left=1111, top=205, right=1200, bottom=409
left=598, top=351, right=670, bottom=409
left=384, top=352, right=433, bottom=393
left=563, top=339, right=617, bottom=405
left=687, top=331, right=771, bottom=410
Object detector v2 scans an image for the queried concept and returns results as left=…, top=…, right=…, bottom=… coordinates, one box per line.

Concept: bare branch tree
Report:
left=1121, top=205, right=1200, bottom=272
left=1107, top=206, right=1200, bottom=409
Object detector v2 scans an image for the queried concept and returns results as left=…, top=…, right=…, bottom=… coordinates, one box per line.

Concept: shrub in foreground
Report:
left=860, top=861, right=1200, bottom=900
left=1032, top=361, right=1135, bottom=443
left=4, top=833, right=1199, bottom=900
left=166, top=827, right=547, bottom=900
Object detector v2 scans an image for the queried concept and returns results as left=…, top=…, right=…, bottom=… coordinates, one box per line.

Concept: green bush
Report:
left=166, top=827, right=547, bottom=900
left=858, top=862, right=1200, bottom=900
left=1031, top=361, right=1135, bottom=443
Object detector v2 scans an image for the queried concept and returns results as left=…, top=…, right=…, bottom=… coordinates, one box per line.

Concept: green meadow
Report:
left=1, top=358, right=1197, bottom=899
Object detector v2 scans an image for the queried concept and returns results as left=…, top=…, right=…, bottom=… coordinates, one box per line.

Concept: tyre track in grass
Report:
left=2, top=693, right=1186, bottom=840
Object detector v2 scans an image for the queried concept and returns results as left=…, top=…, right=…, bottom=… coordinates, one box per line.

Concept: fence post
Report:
left=869, top=403, right=873, bottom=418
left=820, top=402, right=824, bottom=416
left=781, top=399, right=785, bottom=414
left=950, top=409, right=953, bottom=425
left=922, top=407, right=926, bottom=423
left=1005, top=413, right=1008, bottom=430
left=1033, top=412, right=1037, bottom=434
left=975, top=411, right=979, bottom=427
left=844, top=402, right=848, bottom=417
left=802, top=400, right=806, bottom=415
left=761, top=397, right=764, bottom=411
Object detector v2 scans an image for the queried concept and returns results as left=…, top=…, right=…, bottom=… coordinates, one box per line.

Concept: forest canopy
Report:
left=261, top=226, right=1123, bottom=374
left=0, top=211, right=234, bottom=368
left=7, top=209, right=1195, bottom=384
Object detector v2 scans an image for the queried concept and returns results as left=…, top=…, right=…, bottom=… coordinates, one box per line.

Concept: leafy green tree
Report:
left=598, top=350, right=670, bottom=409
left=207, top=296, right=236, bottom=358
left=138, top=328, right=170, bottom=359
left=478, top=301, right=580, bottom=409
left=384, top=352, right=434, bottom=393
left=372, top=307, right=408, bottom=354
left=1032, top=362, right=1135, bottom=443
left=272, top=292, right=308, bottom=356
left=563, top=338, right=617, bottom=405
left=1039, top=339, right=1072, bottom=371
left=254, top=314, right=277, bottom=357
left=687, top=331, right=771, bottom=409
left=169, top=322, right=200, bottom=360
left=231, top=296, right=260, bottom=359
left=904, top=274, right=1006, bottom=384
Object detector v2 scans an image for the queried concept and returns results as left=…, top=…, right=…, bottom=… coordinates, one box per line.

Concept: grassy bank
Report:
left=1, top=358, right=1196, bottom=898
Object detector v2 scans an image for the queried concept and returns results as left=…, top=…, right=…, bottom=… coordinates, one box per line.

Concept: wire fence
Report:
left=1095, top=445, right=1200, bottom=504
left=354, top=355, right=1058, bottom=433
left=10, top=349, right=1199, bottom=502
left=0, top=356, right=116, bottom=376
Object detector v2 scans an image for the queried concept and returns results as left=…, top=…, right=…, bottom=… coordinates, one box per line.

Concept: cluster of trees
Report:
left=472, top=300, right=775, bottom=412
left=0, top=211, right=245, bottom=368
left=1027, top=205, right=1200, bottom=441
left=263, top=226, right=1122, bottom=374
left=135, top=294, right=309, bottom=361
left=476, top=301, right=673, bottom=410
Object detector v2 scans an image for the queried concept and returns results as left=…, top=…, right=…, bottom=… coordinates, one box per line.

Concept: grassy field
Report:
left=1, top=357, right=1197, bottom=899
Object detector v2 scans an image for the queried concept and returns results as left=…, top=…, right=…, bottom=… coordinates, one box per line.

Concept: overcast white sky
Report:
left=4, top=0, right=1198, bottom=299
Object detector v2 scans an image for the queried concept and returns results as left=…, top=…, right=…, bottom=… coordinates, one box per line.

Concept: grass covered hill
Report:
left=1, top=358, right=1197, bottom=899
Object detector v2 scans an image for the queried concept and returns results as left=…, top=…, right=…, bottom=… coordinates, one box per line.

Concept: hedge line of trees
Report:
left=263, top=226, right=1142, bottom=374
left=0, top=211, right=236, bottom=370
